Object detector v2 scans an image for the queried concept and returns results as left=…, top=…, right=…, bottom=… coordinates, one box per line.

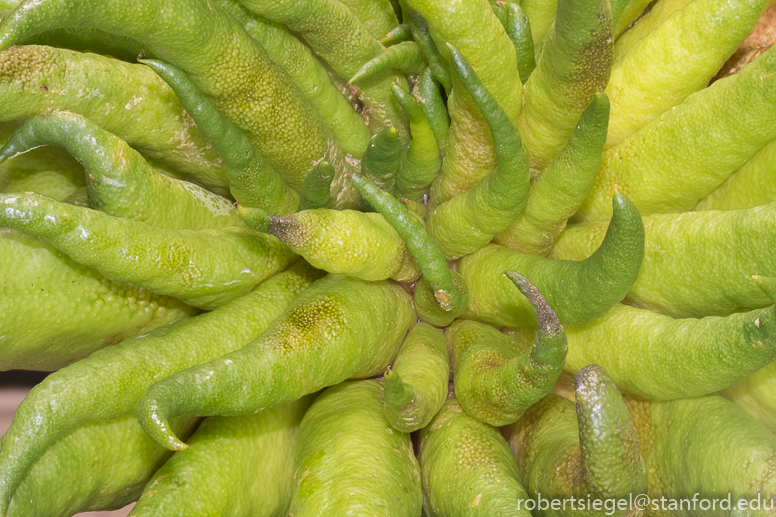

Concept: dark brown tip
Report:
left=505, top=271, right=562, bottom=336
left=267, top=214, right=306, bottom=248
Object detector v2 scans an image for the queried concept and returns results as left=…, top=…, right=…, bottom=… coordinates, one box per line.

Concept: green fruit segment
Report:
left=576, top=45, right=776, bottom=222
left=425, top=44, right=530, bottom=260
left=267, top=208, right=419, bottom=282
left=0, top=263, right=321, bottom=515
left=503, top=366, right=647, bottom=517
left=391, top=82, right=441, bottom=202
left=626, top=394, right=776, bottom=507
left=8, top=416, right=200, bottom=517
left=406, top=8, right=451, bottom=92
left=137, top=275, right=415, bottom=451
left=405, top=0, right=522, bottom=204
left=492, top=1, right=536, bottom=83
left=349, top=41, right=426, bottom=83
left=130, top=397, right=313, bottom=517
left=0, top=44, right=229, bottom=194
left=0, top=192, right=296, bottom=310
left=605, top=0, right=768, bottom=149
left=553, top=201, right=776, bottom=318
left=290, top=380, right=422, bottom=516
left=460, top=194, right=644, bottom=327
left=298, top=161, right=335, bottom=211
left=141, top=59, right=299, bottom=215
left=383, top=323, right=449, bottom=433
left=349, top=174, right=467, bottom=316
left=0, top=112, right=243, bottom=229
left=361, top=126, right=402, bottom=193
left=495, top=93, right=609, bottom=255
left=450, top=301, right=567, bottom=427
left=518, top=0, right=613, bottom=172
left=413, top=69, right=450, bottom=154
left=419, top=396, right=532, bottom=517
left=0, top=229, right=197, bottom=371
left=564, top=299, right=776, bottom=399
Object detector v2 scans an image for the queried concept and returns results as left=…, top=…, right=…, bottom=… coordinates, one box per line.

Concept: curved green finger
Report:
left=266, top=208, right=419, bottom=281
left=413, top=69, right=449, bottom=154
left=492, top=1, right=536, bottom=83
left=137, top=275, right=414, bottom=451
left=142, top=59, right=298, bottom=215
left=289, top=380, right=422, bottom=516
left=348, top=174, right=466, bottom=315
left=451, top=276, right=567, bottom=426
left=130, top=397, right=313, bottom=517
left=380, top=23, right=412, bottom=46
left=214, top=0, right=371, bottom=158
left=605, top=0, right=768, bottom=149
left=7, top=416, right=200, bottom=517
left=0, top=192, right=296, bottom=310
left=238, top=0, right=410, bottom=141
left=577, top=45, right=776, bottom=222
left=405, top=0, right=522, bottom=204
left=626, top=393, right=776, bottom=509
left=350, top=41, right=426, bottom=83
left=405, top=6, right=452, bottom=92
left=298, top=161, right=335, bottom=211
left=0, top=0, right=349, bottom=197
left=0, top=45, right=229, bottom=194
left=383, top=323, right=449, bottom=433
left=495, top=93, right=609, bottom=255
left=0, top=112, right=243, bottom=229
left=518, top=0, right=613, bottom=172
left=564, top=280, right=776, bottom=399
left=391, top=83, right=441, bottom=202
left=360, top=125, right=402, bottom=192
left=460, top=193, right=645, bottom=327
left=419, top=396, right=532, bottom=517
left=503, top=366, right=647, bottom=517
left=337, top=0, right=400, bottom=40
left=0, top=263, right=319, bottom=514
left=0, top=230, right=196, bottom=371
left=553, top=201, right=776, bottom=318
left=426, top=44, right=529, bottom=259
left=696, top=138, right=776, bottom=211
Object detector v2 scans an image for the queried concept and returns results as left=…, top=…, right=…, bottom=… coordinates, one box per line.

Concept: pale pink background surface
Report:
left=0, top=388, right=134, bottom=517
